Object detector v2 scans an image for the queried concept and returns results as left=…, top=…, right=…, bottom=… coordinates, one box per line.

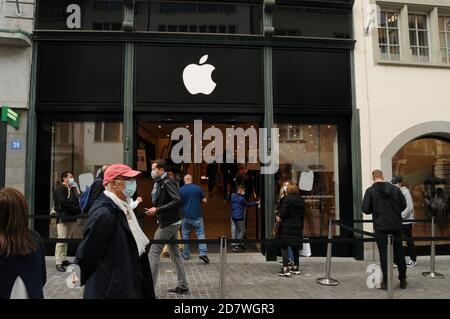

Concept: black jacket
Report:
left=0, top=231, right=46, bottom=299
left=75, top=193, right=155, bottom=299
left=362, top=182, right=407, bottom=231
left=54, top=183, right=81, bottom=223
left=279, top=194, right=305, bottom=248
left=154, top=175, right=183, bottom=228
left=83, top=174, right=105, bottom=215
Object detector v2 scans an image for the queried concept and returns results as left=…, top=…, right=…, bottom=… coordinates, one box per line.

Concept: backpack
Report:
left=79, top=178, right=102, bottom=212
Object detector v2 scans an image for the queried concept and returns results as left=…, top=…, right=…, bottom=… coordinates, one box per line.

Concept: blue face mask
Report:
left=122, top=179, right=137, bottom=198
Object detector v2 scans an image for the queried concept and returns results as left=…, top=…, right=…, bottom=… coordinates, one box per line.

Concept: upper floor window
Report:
left=378, top=11, right=400, bottom=61
left=409, top=14, right=430, bottom=63
left=439, top=15, right=450, bottom=63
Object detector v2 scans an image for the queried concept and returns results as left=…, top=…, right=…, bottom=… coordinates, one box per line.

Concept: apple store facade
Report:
left=29, top=0, right=363, bottom=259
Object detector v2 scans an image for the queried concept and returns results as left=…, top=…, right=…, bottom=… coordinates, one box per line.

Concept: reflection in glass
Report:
left=135, top=1, right=261, bottom=34
left=392, top=138, right=450, bottom=241
left=49, top=122, right=124, bottom=239
left=274, top=124, right=340, bottom=236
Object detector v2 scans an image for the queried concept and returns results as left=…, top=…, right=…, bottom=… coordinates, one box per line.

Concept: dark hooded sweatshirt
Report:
left=362, top=182, right=407, bottom=231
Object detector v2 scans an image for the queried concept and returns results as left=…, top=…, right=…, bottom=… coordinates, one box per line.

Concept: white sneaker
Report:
left=406, top=260, right=417, bottom=268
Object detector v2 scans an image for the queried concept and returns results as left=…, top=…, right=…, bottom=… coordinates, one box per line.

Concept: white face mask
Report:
left=68, top=178, right=75, bottom=186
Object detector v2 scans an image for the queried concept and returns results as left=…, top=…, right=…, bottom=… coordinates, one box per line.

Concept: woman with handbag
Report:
left=277, top=183, right=304, bottom=277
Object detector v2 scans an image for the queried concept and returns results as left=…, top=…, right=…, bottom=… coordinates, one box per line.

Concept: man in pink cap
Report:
left=75, top=164, right=155, bottom=299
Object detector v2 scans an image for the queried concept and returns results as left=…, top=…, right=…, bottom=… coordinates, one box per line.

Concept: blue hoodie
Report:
left=230, top=193, right=257, bottom=221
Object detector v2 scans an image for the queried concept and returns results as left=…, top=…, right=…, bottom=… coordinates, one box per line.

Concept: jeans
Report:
left=149, top=224, right=189, bottom=289
left=182, top=218, right=208, bottom=257
left=288, top=247, right=294, bottom=262
left=231, top=218, right=246, bottom=248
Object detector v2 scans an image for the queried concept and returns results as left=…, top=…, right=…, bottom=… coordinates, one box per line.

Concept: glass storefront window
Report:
left=49, top=122, right=123, bottom=238
left=274, top=123, right=340, bottom=237
left=135, top=0, right=262, bottom=34
left=392, top=137, right=450, bottom=241
left=36, top=0, right=124, bottom=31
left=273, top=6, right=351, bottom=39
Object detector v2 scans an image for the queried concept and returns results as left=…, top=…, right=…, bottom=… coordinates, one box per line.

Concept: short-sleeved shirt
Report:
left=179, top=183, right=205, bottom=219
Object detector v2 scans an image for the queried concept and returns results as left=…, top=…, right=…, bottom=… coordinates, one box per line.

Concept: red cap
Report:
left=103, top=164, right=141, bottom=187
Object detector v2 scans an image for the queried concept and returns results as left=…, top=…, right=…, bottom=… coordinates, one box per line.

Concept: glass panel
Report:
left=135, top=0, right=262, bottom=34
left=411, top=47, right=418, bottom=61
left=447, top=33, right=450, bottom=47
left=378, top=28, right=387, bottom=44
left=419, top=47, right=430, bottom=62
left=441, top=49, right=448, bottom=63
left=49, top=121, right=124, bottom=239
left=440, top=32, right=447, bottom=48
left=103, top=123, right=122, bottom=142
left=274, top=124, right=340, bottom=237
left=389, top=30, right=399, bottom=45
left=36, top=0, right=124, bottom=31
left=410, top=30, right=417, bottom=46
left=379, top=11, right=387, bottom=27
left=408, top=14, right=416, bottom=29
left=273, top=6, right=351, bottom=39
left=380, top=45, right=388, bottom=59
left=448, top=50, right=450, bottom=63
left=387, top=12, right=398, bottom=28
left=390, top=46, right=400, bottom=60
left=418, top=31, right=428, bottom=46
left=416, top=15, right=427, bottom=30
left=447, top=17, right=450, bottom=31
left=392, top=138, right=450, bottom=242
left=439, top=16, right=445, bottom=31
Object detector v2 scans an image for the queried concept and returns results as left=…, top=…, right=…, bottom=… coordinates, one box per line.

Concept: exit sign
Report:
left=1, top=106, right=20, bottom=129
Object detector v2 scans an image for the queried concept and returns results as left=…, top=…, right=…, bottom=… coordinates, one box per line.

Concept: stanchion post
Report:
left=316, top=219, right=339, bottom=286
left=387, top=235, right=393, bottom=299
left=422, top=216, right=444, bottom=279
left=219, top=236, right=227, bottom=298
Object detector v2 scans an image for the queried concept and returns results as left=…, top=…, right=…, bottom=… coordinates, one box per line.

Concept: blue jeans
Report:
left=288, top=247, right=294, bottom=262
left=182, top=218, right=208, bottom=257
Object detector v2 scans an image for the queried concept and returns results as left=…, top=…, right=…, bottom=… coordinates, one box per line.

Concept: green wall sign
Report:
left=1, top=106, right=20, bottom=129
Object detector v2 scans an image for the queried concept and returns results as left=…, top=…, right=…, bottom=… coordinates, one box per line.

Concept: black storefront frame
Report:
left=31, top=1, right=359, bottom=258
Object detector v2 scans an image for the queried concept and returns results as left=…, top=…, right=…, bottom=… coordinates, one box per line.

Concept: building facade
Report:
left=354, top=0, right=450, bottom=256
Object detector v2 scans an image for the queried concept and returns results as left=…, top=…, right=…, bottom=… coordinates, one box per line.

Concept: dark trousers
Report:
left=401, top=224, right=417, bottom=262
left=280, top=244, right=300, bottom=267
left=375, top=229, right=407, bottom=283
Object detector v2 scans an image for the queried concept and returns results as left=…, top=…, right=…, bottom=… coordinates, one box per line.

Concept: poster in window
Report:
left=137, top=149, right=147, bottom=171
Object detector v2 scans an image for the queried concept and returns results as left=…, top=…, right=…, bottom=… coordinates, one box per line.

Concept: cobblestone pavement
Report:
left=44, top=254, right=450, bottom=299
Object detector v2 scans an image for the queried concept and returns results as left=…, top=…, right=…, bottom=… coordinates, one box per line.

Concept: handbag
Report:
left=272, top=213, right=281, bottom=237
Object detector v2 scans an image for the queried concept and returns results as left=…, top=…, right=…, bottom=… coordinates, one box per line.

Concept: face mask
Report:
left=68, top=178, right=75, bottom=186
left=122, top=180, right=137, bottom=198
left=151, top=170, right=158, bottom=180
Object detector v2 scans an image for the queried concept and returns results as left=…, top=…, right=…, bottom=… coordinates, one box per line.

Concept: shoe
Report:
left=406, top=260, right=416, bottom=268
left=400, top=280, right=407, bottom=289
left=199, top=255, right=210, bottom=264
left=288, top=261, right=294, bottom=267
left=277, top=268, right=291, bottom=277
left=232, top=246, right=242, bottom=252
left=289, top=266, right=301, bottom=275
left=61, top=260, right=72, bottom=267
left=56, top=264, right=66, bottom=272
left=167, top=287, right=189, bottom=294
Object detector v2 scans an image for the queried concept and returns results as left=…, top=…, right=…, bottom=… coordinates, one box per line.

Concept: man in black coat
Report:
left=362, top=169, right=408, bottom=289
left=75, top=164, right=155, bottom=299
left=145, top=159, right=189, bottom=295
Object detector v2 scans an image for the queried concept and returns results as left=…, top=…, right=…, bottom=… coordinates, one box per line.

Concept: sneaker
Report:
left=288, top=261, right=295, bottom=267
left=406, top=260, right=416, bottom=268
left=400, top=280, right=407, bottom=289
left=289, top=266, right=301, bottom=275
left=167, top=287, right=189, bottom=294
left=199, top=255, right=210, bottom=264
left=277, top=268, right=291, bottom=277
left=56, top=264, right=66, bottom=272
left=232, top=246, right=242, bottom=252
left=61, top=260, right=72, bottom=267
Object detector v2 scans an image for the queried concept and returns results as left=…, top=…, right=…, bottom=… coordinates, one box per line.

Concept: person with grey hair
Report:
left=179, top=174, right=209, bottom=263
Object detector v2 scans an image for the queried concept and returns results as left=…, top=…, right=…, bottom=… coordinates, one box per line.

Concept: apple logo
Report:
left=182, top=55, right=217, bottom=95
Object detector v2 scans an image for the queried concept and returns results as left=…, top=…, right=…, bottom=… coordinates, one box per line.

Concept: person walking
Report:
left=391, top=175, right=417, bottom=268
left=362, top=170, right=408, bottom=289
left=277, top=184, right=304, bottom=277
left=54, top=171, right=81, bottom=272
left=75, top=164, right=155, bottom=299
left=0, top=188, right=47, bottom=299
left=179, top=174, right=209, bottom=263
left=146, top=159, right=189, bottom=295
